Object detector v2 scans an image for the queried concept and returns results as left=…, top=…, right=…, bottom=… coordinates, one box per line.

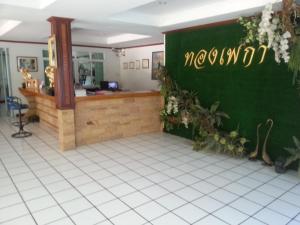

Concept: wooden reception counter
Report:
left=20, top=88, right=162, bottom=149
left=19, top=88, right=58, bottom=130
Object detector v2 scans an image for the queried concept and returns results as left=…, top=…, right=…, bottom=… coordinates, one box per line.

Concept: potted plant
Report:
left=274, top=156, right=287, bottom=174
left=284, top=136, right=300, bottom=176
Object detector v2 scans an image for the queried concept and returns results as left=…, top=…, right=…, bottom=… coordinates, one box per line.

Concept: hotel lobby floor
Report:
left=0, top=118, right=300, bottom=225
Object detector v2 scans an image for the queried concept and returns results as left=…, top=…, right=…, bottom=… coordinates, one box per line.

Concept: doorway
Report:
left=0, top=48, right=12, bottom=116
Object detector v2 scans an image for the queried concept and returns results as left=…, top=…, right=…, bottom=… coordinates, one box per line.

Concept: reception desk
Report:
left=20, top=88, right=162, bottom=149
left=19, top=88, right=58, bottom=130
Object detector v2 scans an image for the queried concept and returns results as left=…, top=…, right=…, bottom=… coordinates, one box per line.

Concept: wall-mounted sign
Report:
left=184, top=45, right=268, bottom=69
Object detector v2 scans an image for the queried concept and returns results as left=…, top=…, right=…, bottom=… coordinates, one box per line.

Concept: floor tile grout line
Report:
left=31, top=133, right=161, bottom=225
left=0, top=129, right=78, bottom=225
left=32, top=122, right=300, bottom=224
left=0, top=158, right=39, bottom=225
left=2, top=120, right=300, bottom=225
left=19, top=135, right=117, bottom=225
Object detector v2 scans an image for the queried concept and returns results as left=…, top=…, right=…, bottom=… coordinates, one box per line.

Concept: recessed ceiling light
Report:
left=0, top=20, right=22, bottom=36
left=0, top=0, right=57, bottom=9
left=39, top=0, right=57, bottom=9
left=159, top=0, right=282, bottom=27
left=106, top=33, right=150, bottom=44
left=157, top=0, right=167, bottom=5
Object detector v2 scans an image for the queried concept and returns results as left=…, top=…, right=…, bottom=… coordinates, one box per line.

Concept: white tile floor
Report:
left=0, top=117, right=300, bottom=225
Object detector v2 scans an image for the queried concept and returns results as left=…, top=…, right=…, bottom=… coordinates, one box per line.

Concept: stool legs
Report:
left=11, top=103, right=32, bottom=138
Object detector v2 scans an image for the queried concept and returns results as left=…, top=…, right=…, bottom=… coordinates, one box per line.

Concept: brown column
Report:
left=47, top=16, right=75, bottom=109
left=47, top=16, right=76, bottom=151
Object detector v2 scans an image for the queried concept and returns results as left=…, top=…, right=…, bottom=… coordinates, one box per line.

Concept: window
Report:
left=42, top=50, right=105, bottom=87
left=73, top=51, right=104, bottom=86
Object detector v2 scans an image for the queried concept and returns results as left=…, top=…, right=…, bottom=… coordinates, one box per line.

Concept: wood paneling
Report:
left=75, top=94, right=162, bottom=145
left=19, top=88, right=58, bottom=131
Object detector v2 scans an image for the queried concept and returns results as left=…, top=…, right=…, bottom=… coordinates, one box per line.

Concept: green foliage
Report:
left=158, top=66, right=247, bottom=157
left=194, top=128, right=248, bottom=157
left=284, top=136, right=300, bottom=176
left=288, top=38, right=300, bottom=86
left=238, top=16, right=260, bottom=44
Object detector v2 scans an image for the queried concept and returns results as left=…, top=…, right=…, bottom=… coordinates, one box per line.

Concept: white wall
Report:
left=0, top=42, right=46, bottom=103
left=0, top=42, right=120, bottom=102
left=120, top=44, right=164, bottom=91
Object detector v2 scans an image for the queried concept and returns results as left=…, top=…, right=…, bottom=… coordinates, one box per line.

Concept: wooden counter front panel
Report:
left=35, top=96, right=58, bottom=131
left=75, top=95, right=162, bottom=145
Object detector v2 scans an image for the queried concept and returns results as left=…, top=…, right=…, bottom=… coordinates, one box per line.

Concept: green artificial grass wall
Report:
left=165, top=23, right=300, bottom=160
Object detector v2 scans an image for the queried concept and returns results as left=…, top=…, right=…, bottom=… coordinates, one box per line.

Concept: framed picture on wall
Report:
left=123, top=62, right=128, bottom=70
left=152, top=51, right=164, bottom=80
left=129, top=61, right=135, bottom=69
left=136, top=60, right=140, bottom=70
left=48, top=35, right=57, bottom=68
left=17, top=57, right=38, bottom=72
left=142, top=59, right=149, bottom=69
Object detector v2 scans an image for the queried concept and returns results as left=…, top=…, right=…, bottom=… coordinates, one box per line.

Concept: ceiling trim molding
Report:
left=0, top=39, right=164, bottom=49
left=123, top=42, right=164, bottom=49
left=72, top=44, right=111, bottom=49
left=0, top=39, right=47, bottom=45
left=163, top=19, right=237, bottom=34
left=0, top=39, right=112, bottom=49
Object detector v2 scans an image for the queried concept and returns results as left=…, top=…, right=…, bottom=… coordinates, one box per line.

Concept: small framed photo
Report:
left=152, top=51, right=164, bottom=80
left=123, top=62, right=128, bottom=70
left=48, top=35, right=57, bottom=68
left=136, top=60, right=140, bottom=70
left=142, top=59, right=149, bottom=69
left=17, top=56, right=38, bottom=72
left=129, top=61, right=135, bottom=69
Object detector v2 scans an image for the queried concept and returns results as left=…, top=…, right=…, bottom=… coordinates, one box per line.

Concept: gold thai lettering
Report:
left=243, top=47, right=255, bottom=68
left=194, top=50, right=207, bottom=69
left=183, top=45, right=267, bottom=70
left=226, top=45, right=242, bottom=65
left=258, top=45, right=268, bottom=64
left=184, top=51, right=195, bottom=67
left=219, top=48, right=226, bottom=65
left=208, top=48, right=218, bottom=65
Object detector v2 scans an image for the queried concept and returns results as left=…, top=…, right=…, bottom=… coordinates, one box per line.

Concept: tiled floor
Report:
left=0, top=117, right=300, bottom=225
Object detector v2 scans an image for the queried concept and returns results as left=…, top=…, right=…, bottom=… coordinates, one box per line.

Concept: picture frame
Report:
left=152, top=51, right=164, bottom=80
left=142, top=59, right=149, bottom=69
left=48, top=35, right=57, bottom=68
left=123, top=62, right=128, bottom=70
left=129, top=61, right=135, bottom=69
left=136, top=60, right=140, bottom=70
left=17, top=56, right=38, bottom=72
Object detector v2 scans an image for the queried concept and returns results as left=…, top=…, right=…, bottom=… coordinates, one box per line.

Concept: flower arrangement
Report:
left=157, top=66, right=248, bottom=157
left=239, top=3, right=292, bottom=63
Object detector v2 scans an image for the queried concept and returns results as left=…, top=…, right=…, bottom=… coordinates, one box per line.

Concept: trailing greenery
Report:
left=288, top=38, right=300, bottom=73
left=157, top=66, right=248, bottom=157
left=284, top=136, right=300, bottom=176
left=238, top=17, right=260, bottom=44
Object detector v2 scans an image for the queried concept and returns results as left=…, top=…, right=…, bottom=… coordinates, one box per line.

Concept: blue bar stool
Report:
left=7, top=96, right=32, bottom=138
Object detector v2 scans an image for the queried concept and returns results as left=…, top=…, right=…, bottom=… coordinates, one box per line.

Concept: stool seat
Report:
left=7, top=96, right=32, bottom=138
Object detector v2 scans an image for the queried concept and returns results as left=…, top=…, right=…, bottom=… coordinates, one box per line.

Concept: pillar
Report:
left=47, top=16, right=75, bottom=150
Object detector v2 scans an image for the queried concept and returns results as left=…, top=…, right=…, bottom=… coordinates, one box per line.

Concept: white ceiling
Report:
left=0, top=0, right=283, bottom=48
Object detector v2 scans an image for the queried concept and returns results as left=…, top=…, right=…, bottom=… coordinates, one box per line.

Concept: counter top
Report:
left=19, top=88, right=55, bottom=101
left=75, top=90, right=161, bottom=102
left=20, top=87, right=161, bottom=102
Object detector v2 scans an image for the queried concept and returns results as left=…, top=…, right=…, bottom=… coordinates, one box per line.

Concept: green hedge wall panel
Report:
left=165, top=23, right=300, bottom=160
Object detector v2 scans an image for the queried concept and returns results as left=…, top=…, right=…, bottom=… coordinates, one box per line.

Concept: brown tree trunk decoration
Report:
left=282, top=0, right=296, bottom=41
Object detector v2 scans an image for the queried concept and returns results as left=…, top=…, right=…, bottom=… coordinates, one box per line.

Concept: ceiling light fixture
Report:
left=159, top=0, right=281, bottom=27
left=157, top=0, right=167, bottom=5
left=0, top=20, right=22, bottom=36
left=106, top=33, right=150, bottom=44
left=0, top=0, right=57, bottom=9
left=39, top=0, right=57, bottom=9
